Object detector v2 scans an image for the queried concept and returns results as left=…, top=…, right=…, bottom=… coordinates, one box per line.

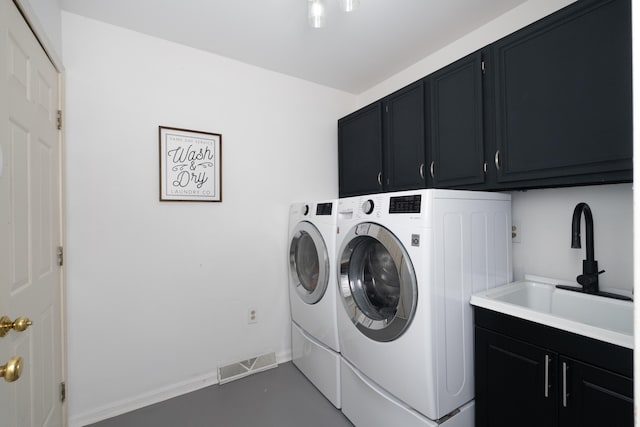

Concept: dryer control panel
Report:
left=316, top=202, right=333, bottom=216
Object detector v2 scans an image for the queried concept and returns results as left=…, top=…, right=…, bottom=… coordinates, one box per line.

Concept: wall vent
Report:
left=217, top=352, right=278, bottom=384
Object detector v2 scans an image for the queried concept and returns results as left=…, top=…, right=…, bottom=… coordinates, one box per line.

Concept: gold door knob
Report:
left=0, top=356, right=23, bottom=382
left=0, top=316, right=33, bottom=337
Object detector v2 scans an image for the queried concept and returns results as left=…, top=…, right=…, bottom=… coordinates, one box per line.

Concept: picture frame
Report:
left=159, top=126, right=222, bottom=202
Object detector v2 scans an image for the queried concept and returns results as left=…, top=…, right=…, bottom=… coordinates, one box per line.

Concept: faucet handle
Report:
left=577, top=270, right=604, bottom=293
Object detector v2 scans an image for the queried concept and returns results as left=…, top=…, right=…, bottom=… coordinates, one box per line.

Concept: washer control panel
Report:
left=389, top=194, right=422, bottom=214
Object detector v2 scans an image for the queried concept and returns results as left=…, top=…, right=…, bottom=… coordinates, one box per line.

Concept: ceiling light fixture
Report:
left=308, top=0, right=360, bottom=29
left=308, top=0, right=327, bottom=28
left=342, top=0, right=360, bottom=13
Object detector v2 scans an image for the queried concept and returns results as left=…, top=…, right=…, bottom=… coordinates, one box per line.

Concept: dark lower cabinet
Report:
left=475, top=329, right=557, bottom=427
left=559, top=356, right=633, bottom=427
left=474, top=308, right=633, bottom=427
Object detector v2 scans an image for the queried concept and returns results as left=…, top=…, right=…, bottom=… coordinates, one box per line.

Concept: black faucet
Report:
left=571, top=202, right=603, bottom=293
left=556, top=203, right=631, bottom=300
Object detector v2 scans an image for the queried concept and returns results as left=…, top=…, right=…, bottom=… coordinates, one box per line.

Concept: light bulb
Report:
left=308, top=0, right=326, bottom=28
left=342, top=0, right=359, bottom=12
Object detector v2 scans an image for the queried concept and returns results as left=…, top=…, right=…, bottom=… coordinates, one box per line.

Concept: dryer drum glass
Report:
left=294, top=232, right=320, bottom=292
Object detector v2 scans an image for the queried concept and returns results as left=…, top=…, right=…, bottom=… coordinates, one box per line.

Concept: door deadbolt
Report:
left=0, top=316, right=33, bottom=337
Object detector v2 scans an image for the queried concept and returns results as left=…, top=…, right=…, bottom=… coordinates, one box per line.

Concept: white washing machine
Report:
left=335, top=189, right=512, bottom=426
left=288, top=200, right=340, bottom=408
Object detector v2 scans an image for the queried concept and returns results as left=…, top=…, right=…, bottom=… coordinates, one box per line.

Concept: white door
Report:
left=0, top=1, right=64, bottom=426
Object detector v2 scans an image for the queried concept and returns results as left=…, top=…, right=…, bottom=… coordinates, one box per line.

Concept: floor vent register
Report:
left=217, top=352, right=278, bottom=384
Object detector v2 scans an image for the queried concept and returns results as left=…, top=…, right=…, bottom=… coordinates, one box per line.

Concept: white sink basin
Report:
left=470, top=276, right=633, bottom=349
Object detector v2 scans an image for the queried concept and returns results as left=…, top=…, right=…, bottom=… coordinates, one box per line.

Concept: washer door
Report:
left=289, top=221, right=329, bottom=304
left=338, top=222, right=417, bottom=342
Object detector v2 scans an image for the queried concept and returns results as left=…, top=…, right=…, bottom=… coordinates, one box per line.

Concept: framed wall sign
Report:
left=159, top=126, right=222, bottom=202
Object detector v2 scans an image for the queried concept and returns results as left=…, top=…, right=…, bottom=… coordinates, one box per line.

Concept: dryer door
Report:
left=338, top=222, right=417, bottom=342
left=289, top=221, right=329, bottom=304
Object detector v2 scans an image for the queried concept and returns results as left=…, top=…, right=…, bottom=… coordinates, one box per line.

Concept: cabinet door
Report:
left=338, top=102, right=383, bottom=197
left=429, top=51, right=485, bottom=188
left=383, top=80, right=425, bottom=191
left=492, top=0, right=632, bottom=186
left=475, top=327, right=557, bottom=427
left=559, top=357, right=633, bottom=427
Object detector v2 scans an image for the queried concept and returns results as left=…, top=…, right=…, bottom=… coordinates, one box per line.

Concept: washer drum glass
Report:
left=338, top=222, right=417, bottom=342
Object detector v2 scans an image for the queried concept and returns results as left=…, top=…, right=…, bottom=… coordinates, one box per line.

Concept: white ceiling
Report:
left=60, top=0, right=528, bottom=94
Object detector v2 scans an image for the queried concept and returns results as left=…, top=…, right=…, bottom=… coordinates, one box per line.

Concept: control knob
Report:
left=362, top=199, right=375, bottom=215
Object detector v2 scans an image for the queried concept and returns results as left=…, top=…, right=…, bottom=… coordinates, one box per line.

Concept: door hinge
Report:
left=57, top=246, right=64, bottom=267
left=57, top=110, right=62, bottom=130
left=60, top=382, right=66, bottom=403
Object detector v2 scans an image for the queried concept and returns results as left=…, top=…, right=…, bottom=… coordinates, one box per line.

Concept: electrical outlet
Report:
left=248, top=308, right=258, bottom=324
left=512, top=225, right=521, bottom=243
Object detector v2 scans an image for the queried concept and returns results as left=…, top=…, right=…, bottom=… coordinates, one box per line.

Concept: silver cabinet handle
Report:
left=494, top=150, right=501, bottom=171
left=377, top=172, right=382, bottom=186
left=429, top=161, right=435, bottom=179
left=562, top=362, right=569, bottom=407
left=419, top=163, right=425, bottom=180
left=544, top=355, right=550, bottom=398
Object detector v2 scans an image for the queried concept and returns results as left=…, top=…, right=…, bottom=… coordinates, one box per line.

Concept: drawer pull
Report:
left=562, top=362, right=569, bottom=407
left=544, top=355, right=550, bottom=398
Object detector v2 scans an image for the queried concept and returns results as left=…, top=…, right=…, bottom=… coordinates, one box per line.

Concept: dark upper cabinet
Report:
left=428, top=51, right=485, bottom=188
left=383, top=80, right=426, bottom=192
left=491, top=0, right=632, bottom=187
left=338, top=102, right=383, bottom=197
left=338, top=0, right=632, bottom=196
left=338, top=81, right=425, bottom=197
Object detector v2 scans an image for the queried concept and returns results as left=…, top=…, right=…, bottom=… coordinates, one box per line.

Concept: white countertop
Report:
left=471, top=275, right=634, bottom=349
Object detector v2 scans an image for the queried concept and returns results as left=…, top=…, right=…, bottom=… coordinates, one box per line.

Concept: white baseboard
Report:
left=68, top=372, right=219, bottom=427
left=69, top=349, right=293, bottom=427
left=276, top=348, right=292, bottom=364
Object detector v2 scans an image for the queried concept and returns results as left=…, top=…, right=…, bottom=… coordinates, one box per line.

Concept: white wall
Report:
left=358, top=0, right=576, bottom=106
left=16, top=0, right=63, bottom=68
left=62, top=12, right=355, bottom=426
left=511, top=184, right=633, bottom=292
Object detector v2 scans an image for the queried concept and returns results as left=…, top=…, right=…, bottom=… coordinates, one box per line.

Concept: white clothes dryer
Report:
left=288, top=200, right=340, bottom=408
left=335, top=189, right=512, bottom=424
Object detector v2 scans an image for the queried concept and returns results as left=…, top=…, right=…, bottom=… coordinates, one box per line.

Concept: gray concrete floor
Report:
left=88, top=362, right=353, bottom=427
